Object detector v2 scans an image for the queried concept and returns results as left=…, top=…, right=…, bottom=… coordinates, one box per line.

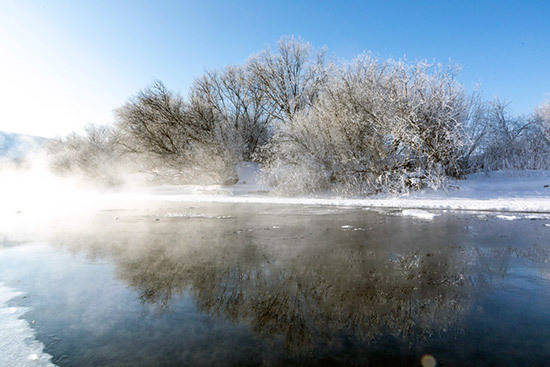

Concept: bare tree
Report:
left=248, top=36, right=328, bottom=123
left=116, top=81, right=199, bottom=156
left=190, top=65, right=272, bottom=160
left=116, top=81, right=238, bottom=184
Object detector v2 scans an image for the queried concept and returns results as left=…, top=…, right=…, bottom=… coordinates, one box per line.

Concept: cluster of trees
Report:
left=47, top=37, right=550, bottom=194
left=467, top=99, right=549, bottom=172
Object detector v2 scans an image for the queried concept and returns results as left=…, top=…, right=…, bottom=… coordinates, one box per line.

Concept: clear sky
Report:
left=1, top=0, right=549, bottom=137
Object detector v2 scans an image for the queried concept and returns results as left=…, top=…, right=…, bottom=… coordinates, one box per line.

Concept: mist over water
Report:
left=1, top=202, right=549, bottom=366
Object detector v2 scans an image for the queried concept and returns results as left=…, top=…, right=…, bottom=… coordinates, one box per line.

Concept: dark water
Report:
left=1, top=203, right=549, bottom=366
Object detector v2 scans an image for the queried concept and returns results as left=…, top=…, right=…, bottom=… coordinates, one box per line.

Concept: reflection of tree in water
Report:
left=119, top=244, right=475, bottom=349
left=51, top=214, right=549, bottom=352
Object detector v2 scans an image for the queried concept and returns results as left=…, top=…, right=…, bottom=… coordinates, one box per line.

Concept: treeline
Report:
left=47, top=37, right=550, bottom=194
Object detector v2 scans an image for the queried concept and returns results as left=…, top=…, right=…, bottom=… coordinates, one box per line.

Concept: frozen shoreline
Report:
left=0, top=283, right=56, bottom=367
left=128, top=193, right=550, bottom=213
left=1, top=164, right=548, bottom=217
left=127, top=168, right=550, bottom=214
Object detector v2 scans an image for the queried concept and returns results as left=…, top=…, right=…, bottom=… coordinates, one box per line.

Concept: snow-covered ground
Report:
left=0, top=163, right=548, bottom=225
left=128, top=166, right=550, bottom=214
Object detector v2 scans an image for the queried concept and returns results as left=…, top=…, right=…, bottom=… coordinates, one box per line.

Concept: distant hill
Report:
left=0, top=131, right=49, bottom=159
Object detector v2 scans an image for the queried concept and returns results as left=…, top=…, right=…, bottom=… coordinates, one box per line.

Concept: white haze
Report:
left=0, top=154, right=126, bottom=236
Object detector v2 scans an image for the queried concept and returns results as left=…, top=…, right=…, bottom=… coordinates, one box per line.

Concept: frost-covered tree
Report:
left=190, top=65, right=272, bottom=160
left=261, top=56, right=471, bottom=195
left=468, top=100, right=550, bottom=171
left=536, top=99, right=550, bottom=143
left=46, top=124, right=125, bottom=185
left=114, top=37, right=328, bottom=183
left=459, top=94, right=493, bottom=170
left=248, top=36, right=328, bottom=123
left=115, top=81, right=239, bottom=184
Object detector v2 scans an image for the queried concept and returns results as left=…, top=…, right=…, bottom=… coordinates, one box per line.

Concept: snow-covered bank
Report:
left=128, top=193, right=550, bottom=213
left=0, top=283, right=56, bottom=367
left=126, top=169, right=550, bottom=213
left=0, top=163, right=548, bottom=218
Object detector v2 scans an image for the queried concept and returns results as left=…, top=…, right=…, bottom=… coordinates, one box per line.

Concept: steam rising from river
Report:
left=0, top=155, right=107, bottom=233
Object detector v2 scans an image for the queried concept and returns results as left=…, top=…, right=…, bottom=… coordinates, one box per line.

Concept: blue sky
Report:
left=1, top=0, right=549, bottom=137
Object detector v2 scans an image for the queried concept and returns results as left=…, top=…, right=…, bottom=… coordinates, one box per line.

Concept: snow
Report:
left=401, top=209, right=438, bottom=220
left=164, top=213, right=233, bottom=219
left=149, top=162, right=267, bottom=197
left=0, top=163, right=548, bottom=224
left=122, top=168, right=550, bottom=213
left=340, top=225, right=367, bottom=231
left=0, top=283, right=56, bottom=367
left=495, top=215, right=520, bottom=221
left=524, top=214, right=550, bottom=220
left=407, top=170, right=550, bottom=201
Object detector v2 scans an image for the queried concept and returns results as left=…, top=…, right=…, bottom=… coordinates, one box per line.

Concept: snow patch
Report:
left=0, top=283, right=56, bottom=367
left=524, top=214, right=550, bottom=220
left=340, top=225, right=367, bottom=231
left=164, top=213, right=232, bottom=219
left=123, top=169, right=550, bottom=214
left=400, top=209, right=437, bottom=220
left=496, top=215, right=520, bottom=221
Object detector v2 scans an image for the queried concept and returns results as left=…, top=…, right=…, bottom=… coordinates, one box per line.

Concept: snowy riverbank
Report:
left=129, top=167, right=550, bottom=214
left=1, top=163, right=549, bottom=218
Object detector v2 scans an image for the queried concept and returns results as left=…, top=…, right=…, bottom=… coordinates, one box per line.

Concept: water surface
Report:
left=1, top=203, right=549, bottom=366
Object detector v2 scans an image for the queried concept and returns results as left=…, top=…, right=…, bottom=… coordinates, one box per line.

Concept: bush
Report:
left=468, top=100, right=550, bottom=171
left=190, top=65, right=272, bottom=161
left=248, top=36, right=328, bottom=123
left=261, top=56, right=470, bottom=195
left=46, top=125, right=126, bottom=185
left=115, top=81, right=240, bottom=184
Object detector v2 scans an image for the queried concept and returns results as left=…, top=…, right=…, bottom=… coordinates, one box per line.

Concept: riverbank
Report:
left=136, top=168, right=550, bottom=214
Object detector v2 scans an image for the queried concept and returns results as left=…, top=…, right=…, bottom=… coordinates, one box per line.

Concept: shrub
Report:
left=261, top=56, right=470, bottom=195
left=189, top=65, right=272, bottom=161
left=468, top=100, right=550, bottom=171
left=248, top=36, right=328, bottom=123
left=115, top=81, right=239, bottom=184
left=46, top=125, right=126, bottom=185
